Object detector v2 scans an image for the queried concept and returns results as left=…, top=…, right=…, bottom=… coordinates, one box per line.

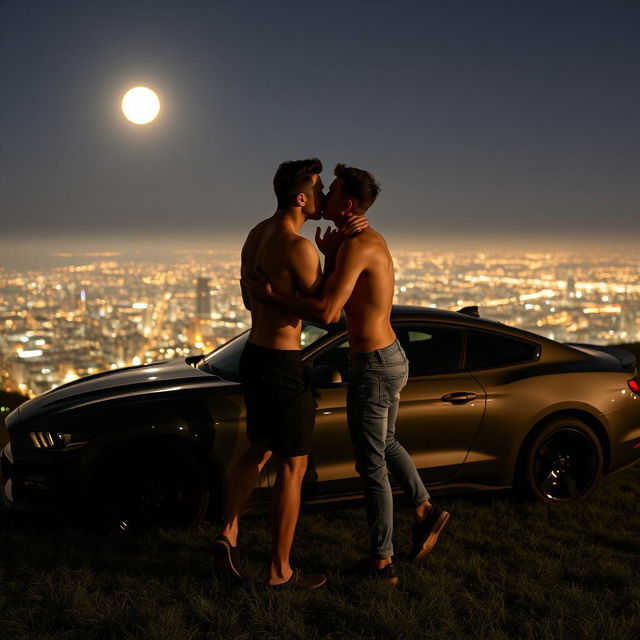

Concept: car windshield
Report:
left=197, top=322, right=331, bottom=381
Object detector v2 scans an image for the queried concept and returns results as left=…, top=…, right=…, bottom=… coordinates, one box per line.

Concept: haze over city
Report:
left=1, top=0, right=639, bottom=263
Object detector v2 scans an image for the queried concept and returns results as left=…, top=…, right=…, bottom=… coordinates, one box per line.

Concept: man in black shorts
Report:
left=249, top=164, right=450, bottom=586
left=213, top=158, right=366, bottom=588
left=240, top=344, right=315, bottom=460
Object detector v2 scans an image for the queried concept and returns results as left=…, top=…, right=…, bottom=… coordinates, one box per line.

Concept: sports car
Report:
left=2, top=305, right=639, bottom=531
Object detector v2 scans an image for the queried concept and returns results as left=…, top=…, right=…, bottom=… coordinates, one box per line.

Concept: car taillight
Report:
left=628, top=379, right=640, bottom=395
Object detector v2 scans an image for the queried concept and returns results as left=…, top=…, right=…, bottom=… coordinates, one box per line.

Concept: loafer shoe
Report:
left=267, top=567, right=327, bottom=589
left=411, top=505, right=450, bottom=562
left=213, top=534, right=241, bottom=578
left=346, top=557, right=399, bottom=586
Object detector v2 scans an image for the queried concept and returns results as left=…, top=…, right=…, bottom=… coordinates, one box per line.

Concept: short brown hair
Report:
left=334, top=163, right=380, bottom=212
left=273, top=158, right=323, bottom=208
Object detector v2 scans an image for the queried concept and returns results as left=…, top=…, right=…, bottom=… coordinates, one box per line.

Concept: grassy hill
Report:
left=0, top=465, right=638, bottom=639
left=0, top=345, right=639, bottom=638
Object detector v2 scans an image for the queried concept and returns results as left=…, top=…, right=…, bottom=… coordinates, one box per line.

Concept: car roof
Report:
left=310, top=304, right=567, bottom=352
left=391, top=304, right=495, bottom=322
left=391, top=304, right=511, bottom=329
left=389, top=304, right=559, bottom=342
left=323, top=304, right=537, bottom=339
left=389, top=306, right=585, bottom=363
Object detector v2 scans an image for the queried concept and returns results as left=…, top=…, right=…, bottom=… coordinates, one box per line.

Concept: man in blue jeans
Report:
left=250, top=163, right=450, bottom=584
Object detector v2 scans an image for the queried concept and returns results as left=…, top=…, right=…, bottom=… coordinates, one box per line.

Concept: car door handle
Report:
left=440, top=392, right=478, bottom=404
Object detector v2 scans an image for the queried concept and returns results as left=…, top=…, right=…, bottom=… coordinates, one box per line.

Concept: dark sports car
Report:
left=2, top=305, right=640, bottom=531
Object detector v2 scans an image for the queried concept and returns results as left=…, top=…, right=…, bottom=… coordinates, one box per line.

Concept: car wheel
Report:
left=94, top=442, right=210, bottom=532
left=520, top=417, right=603, bottom=504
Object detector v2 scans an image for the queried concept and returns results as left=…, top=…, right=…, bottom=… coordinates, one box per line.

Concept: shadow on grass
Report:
left=0, top=467, right=638, bottom=640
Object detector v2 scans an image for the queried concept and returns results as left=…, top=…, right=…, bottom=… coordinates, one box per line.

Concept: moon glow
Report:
left=121, top=87, right=160, bottom=124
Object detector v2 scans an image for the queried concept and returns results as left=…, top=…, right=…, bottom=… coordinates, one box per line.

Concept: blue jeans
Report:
left=347, top=339, right=430, bottom=559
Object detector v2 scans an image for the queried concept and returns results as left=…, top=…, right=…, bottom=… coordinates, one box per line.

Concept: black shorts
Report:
left=239, top=341, right=315, bottom=458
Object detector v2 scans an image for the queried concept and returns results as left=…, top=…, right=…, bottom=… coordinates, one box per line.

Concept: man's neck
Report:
left=274, top=207, right=306, bottom=233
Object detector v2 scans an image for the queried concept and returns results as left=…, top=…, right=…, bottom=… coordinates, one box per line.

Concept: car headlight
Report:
left=29, top=432, right=89, bottom=450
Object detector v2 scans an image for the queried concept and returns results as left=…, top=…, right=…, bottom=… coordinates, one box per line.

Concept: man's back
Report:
left=342, top=227, right=396, bottom=352
left=242, top=218, right=320, bottom=350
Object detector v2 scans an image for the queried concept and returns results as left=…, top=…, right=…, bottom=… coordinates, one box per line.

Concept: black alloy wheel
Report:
left=521, top=417, right=603, bottom=504
left=94, top=442, right=210, bottom=532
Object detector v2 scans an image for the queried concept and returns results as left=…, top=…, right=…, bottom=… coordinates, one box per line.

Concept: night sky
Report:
left=1, top=0, right=639, bottom=260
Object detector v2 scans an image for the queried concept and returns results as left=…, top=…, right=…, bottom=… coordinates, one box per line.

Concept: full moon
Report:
left=121, top=86, right=160, bottom=124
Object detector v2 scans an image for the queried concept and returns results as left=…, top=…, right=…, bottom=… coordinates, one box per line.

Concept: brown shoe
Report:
left=267, top=567, right=327, bottom=589
left=346, top=558, right=399, bottom=586
left=213, top=534, right=241, bottom=578
left=411, top=505, right=450, bottom=562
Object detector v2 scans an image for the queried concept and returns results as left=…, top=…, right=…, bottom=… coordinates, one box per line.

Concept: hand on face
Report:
left=314, top=225, right=341, bottom=257
left=314, top=214, right=369, bottom=256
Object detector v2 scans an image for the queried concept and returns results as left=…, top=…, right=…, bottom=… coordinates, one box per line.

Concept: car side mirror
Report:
left=311, top=365, right=343, bottom=387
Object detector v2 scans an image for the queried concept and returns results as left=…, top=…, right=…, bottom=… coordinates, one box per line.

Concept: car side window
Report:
left=311, top=338, right=351, bottom=382
left=466, top=329, right=540, bottom=370
left=394, top=324, right=465, bottom=376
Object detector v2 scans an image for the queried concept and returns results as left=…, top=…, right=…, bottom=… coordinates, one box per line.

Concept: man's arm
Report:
left=315, top=215, right=368, bottom=286
left=288, top=237, right=323, bottom=297
left=240, top=240, right=253, bottom=311
left=260, top=238, right=367, bottom=324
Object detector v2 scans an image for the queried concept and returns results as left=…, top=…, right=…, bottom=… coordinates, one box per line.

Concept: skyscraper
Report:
left=196, top=276, right=211, bottom=319
left=566, top=274, right=576, bottom=299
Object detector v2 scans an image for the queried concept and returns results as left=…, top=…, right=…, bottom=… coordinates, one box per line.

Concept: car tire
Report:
left=93, top=441, right=210, bottom=532
left=519, top=416, right=604, bottom=504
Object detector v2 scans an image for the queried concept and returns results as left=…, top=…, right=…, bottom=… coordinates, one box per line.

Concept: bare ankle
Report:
left=220, top=527, right=237, bottom=546
left=373, top=557, right=392, bottom=569
left=414, top=500, right=431, bottom=521
left=269, top=565, right=293, bottom=584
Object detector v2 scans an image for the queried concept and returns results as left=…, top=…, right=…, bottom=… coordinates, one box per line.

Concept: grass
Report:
left=0, top=465, right=639, bottom=640
left=1, top=345, right=639, bottom=639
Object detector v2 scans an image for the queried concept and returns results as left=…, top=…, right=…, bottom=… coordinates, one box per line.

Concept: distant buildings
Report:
left=196, top=276, right=211, bottom=319
left=566, top=274, right=576, bottom=299
left=0, top=249, right=638, bottom=397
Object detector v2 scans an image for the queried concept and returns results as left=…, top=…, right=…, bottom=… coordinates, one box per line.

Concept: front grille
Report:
left=29, top=432, right=89, bottom=450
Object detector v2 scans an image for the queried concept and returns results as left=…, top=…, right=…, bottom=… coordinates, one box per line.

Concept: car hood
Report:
left=15, top=358, right=235, bottom=425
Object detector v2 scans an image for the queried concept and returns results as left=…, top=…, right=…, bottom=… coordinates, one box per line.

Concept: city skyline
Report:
left=2, top=248, right=638, bottom=398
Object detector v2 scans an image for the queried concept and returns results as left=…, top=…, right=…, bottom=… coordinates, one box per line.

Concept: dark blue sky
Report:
left=1, top=0, right=639, bottom=254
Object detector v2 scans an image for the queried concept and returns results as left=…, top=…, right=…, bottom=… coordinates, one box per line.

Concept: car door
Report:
left=392, top=322, right=486, bottom=484
left=300, top=336, right=362, bottom=498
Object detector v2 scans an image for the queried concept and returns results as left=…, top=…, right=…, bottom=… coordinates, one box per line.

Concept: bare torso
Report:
left=342, top=227, right=396, bottom=353
left=242, top=218, right=309, bottom=350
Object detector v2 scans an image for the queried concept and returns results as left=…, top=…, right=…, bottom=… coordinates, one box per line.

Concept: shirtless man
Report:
left=250, top=164, right=450, bottom=585
left=213, top=158, right=367, bottom=588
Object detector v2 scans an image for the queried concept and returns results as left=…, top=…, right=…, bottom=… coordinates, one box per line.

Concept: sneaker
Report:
left=346, top=557, right=399, bottom=586
left=411, top=505, right=450, bottom=562
left=212, top=534, right=241, bottom=578
left=266, top=567, right=327, bottom=589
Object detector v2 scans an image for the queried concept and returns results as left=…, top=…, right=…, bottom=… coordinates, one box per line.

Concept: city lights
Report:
left=0, top=249, right=639, bottom=397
